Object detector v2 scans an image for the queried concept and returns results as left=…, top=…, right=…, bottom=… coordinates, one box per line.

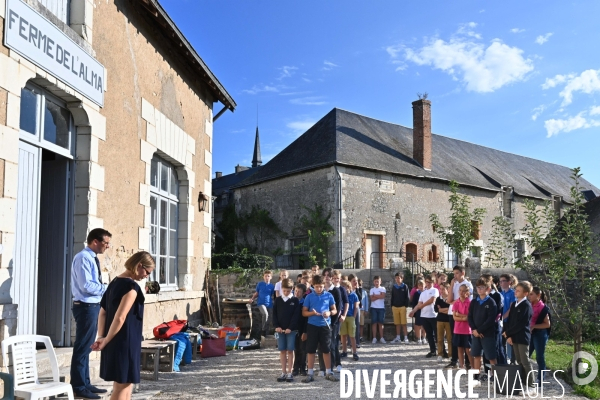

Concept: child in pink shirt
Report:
left=451, top=284, right=473, bottom=369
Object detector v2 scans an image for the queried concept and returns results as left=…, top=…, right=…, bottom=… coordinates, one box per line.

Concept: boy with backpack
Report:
left=391, top=272, right=410, bottom=344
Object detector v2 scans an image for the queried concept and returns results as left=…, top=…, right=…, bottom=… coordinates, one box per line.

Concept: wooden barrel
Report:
left=221, top=300, right=252, bottom=338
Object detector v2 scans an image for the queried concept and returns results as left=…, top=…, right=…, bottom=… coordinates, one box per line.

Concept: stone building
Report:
left=0, top=0, right=235, bottom=344
left=231, top=100, right=598, bottom=270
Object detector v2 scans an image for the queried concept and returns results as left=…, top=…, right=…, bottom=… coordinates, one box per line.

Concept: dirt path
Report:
left=142, top=340, right=583, bottom=399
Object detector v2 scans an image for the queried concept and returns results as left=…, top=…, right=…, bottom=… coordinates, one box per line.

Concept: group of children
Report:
left=251, top=266, right=551, bottom=388
left=407, top=266, right=551, bottom=388
left=251, top=267, right=368, bottom=383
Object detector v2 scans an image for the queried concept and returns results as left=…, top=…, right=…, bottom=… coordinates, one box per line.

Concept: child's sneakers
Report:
left=286, top=373, right=294, bottom=382
left=417, top=339, right=423, bottom=345
left=325, top=374, right=339, bottom=382
left=277, top=373, right=287, bottom=382
left=404, top=338, right=410, bottom=344
left=391, top=336, right=401, bottom=343
left=353, top=353, right=359, bottom=361
left=336, top=365, right=342, bottom=372
left=379, top=338, right=387, bottom=344
left=302, top=374, right=314, bottom=383
left=372, top=338, right=378, bottom=344
left=318, top=371, right=325, bottom=377
left=340, top=352, right=348, bottom=358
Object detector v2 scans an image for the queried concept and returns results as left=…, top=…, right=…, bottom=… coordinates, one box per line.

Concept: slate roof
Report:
left=234, top=108, right=599, bottom=202
left=213, top=167, right=261, bottom=197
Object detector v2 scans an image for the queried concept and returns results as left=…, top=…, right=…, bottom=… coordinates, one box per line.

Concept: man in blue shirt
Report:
left=70, top=228, right=111, bottom=399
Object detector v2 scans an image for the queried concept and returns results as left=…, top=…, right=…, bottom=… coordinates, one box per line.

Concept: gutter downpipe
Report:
left=334, top=165, right=343, bottom=264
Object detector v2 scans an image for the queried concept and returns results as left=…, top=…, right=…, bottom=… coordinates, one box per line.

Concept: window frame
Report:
left=19, top=84, right=75, bottom=159
left=149, top=156, right=179, bottom=290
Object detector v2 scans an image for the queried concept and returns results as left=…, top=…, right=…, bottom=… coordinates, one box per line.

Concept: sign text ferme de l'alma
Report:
left=4, top=0, right=105, bottom=107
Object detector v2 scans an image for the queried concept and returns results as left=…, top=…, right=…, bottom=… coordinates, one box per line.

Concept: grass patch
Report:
left=542, top=340, right=600, bottom=399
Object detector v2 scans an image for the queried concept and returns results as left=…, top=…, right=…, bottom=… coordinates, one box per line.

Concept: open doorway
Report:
left=37, top=150, right=72, bottom=346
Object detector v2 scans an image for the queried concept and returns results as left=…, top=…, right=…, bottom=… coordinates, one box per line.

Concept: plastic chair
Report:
left=0, top=372, right=15, bottom=400
left=1, top=335, right=74, bottom=400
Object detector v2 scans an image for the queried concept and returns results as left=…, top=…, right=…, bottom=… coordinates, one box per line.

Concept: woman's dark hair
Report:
left=531, top=286, right=547, bottom=303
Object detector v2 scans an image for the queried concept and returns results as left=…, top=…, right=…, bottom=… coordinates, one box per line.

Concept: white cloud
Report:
left=242, top=85, right=279, bottom=95
left=456, top=22, right=482, bottom=39
left=535, top=33, right=553, bottom=45
left=541, top=74, right=573, bottom=89
left=510, top=28, right=525, bottom=33
left=323, top=61, right=339, bottom=70
left=590, top=105, right=600, bottom=116
left=531, top=104, right=547, bottom=121
left=559, top=69, right=600, bottom=105
left=287, top=120, right=316, bottom=134
left=290, top=96, right=327, bottom=106
left=544, top=112, right=600, bottom=137
left=277, top=66, right=298, bottom=80
left=399, top=37, right=533, bottom=92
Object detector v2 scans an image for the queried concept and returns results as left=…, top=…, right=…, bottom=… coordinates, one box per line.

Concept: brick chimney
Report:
left=215, top=171, right=222, bottom=179
left=412, top=99, right=432, bottom=170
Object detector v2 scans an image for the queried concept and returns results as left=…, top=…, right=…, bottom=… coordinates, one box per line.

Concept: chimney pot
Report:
left=412, top=99, right=432, bottom=170
left=215, top=171, right=223, bottom=179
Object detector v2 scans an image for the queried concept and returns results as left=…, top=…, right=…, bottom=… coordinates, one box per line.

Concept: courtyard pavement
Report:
left=139, top=339, right=585, bottom=400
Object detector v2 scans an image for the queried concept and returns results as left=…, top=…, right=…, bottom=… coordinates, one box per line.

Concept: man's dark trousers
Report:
left=70, top=302, right=100, bottom=393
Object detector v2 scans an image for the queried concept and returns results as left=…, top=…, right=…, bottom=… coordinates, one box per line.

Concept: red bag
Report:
left=153, top=320, right=188, bottom=339
left=201, top=337, right=226, bottom=358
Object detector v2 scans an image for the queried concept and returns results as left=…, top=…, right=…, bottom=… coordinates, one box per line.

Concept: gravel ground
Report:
left=142, top=340, right=585, bottom=400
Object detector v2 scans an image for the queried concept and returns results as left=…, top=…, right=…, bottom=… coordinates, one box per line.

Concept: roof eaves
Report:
left=135, top=0, right=236, bottom=111
left=232, top=161, right=336, bottom=189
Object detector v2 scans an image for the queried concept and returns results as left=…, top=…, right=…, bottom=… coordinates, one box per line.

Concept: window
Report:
left=428, top=244, right=438, bottom=262
left=470, top=246, right=481, bottom=258
left=514, top=239, right=525, bottom=263
left=149, top=156, right=179, bottom=287
left=19, top=85, right=74, bottom=158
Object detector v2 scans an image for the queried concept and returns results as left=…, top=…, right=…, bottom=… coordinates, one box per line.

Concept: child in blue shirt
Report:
left=340, top=280, right=360, bottom=361
left=301, top=274, right=338, bottom=383
left=249, top=270, right=274, bottom=337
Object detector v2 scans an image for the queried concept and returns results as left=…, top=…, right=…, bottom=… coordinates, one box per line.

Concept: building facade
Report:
left=231, top=101, right=598, bottom=270
left=0, top=0, right=234, bottom=345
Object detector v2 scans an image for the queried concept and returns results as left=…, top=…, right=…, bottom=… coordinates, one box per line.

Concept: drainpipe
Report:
left=334, top=165, right=343, bottom=263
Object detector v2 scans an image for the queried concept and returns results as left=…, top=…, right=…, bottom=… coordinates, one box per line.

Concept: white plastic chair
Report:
left=1, top=335, right=74, bottom=400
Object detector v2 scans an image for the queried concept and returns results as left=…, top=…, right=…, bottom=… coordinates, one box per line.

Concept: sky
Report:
left=159, top=0, right=600, bottom=188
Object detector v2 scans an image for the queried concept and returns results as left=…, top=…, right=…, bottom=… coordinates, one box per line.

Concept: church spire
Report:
left=251, top=126, right=262, bottom=168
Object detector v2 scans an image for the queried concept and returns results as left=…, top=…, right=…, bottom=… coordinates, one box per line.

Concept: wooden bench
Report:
left=140, top=339, right=177, bottom=381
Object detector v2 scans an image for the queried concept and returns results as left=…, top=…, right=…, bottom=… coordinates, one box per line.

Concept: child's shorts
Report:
left=392, top=306, right=407, bottom=325
left=306, top=324, right=331, bottom=354
left=370, top=308, right=385, bottom=324
left=340, top=317, right=356, bottom=337
left=277, top=331, right=297, bottom=351
left=471, top=334, right=497, bottom=359
left=452, top=333, right=472, bottom=348
left=360, top=310, right=367, bottom=325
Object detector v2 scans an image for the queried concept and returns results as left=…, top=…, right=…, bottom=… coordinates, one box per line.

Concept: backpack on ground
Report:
left=153, top=319, right=188, bottom=339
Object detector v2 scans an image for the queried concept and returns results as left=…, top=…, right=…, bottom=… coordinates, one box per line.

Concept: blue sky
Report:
left=160, top=0, right=600, bottom=188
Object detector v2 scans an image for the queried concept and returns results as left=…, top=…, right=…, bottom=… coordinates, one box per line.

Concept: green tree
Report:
left=486, top=216, right=516, bottom=268
left=430, top=180, right=486, bottom=264
left=238, top=205, right=283, bottom=255
left=295, top=204, right=335, bottom=268
left=214, top=203, right=239, bottom=254
left=519, top=168, right=600, bottom=353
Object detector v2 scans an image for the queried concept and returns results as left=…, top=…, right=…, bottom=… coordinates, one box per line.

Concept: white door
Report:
left=444, top=245, right=457, bottom=270
left=366, top=235, right=381, bottom=269
left=13, top=141, right=41, bottom=335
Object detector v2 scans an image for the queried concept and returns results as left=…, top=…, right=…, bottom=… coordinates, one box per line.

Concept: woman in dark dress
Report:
left=91, top=251, right=154, bottom=400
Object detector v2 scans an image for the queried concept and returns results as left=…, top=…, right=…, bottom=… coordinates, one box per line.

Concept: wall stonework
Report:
left=236, top=165, right=546, bottom=270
